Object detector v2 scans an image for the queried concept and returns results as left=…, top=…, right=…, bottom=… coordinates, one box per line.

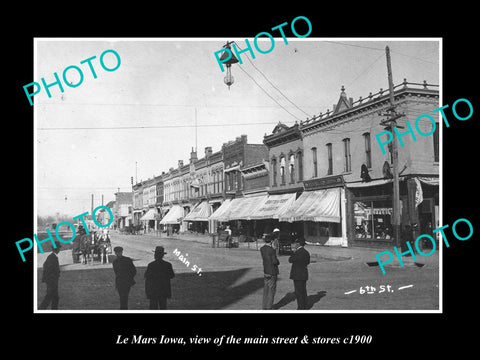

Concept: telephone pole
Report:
left=380, top=46, right=404, bottom=248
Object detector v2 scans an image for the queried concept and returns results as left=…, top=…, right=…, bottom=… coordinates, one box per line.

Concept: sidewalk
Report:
left=153, top=231, right=440, bottom=269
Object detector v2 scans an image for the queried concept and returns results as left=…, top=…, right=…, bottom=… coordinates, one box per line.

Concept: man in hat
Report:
left=39, top=242, right=62, bottom=310
left=112, top=246, right=137, bottom=310
left=144, top=246, right=175, bottom=310
left=288, top=238, right=310, bottom=310
left=260, top=235, right=280, bottom=310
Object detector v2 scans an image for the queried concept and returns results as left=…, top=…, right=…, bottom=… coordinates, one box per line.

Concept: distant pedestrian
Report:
left=144, top=246, right=175, bottom=310
left=112, top=246, right=137, bottom=310
left=288, top=238, right=310, bottom=310
left=272, top=228, right=280, bottom=256
left=39, top=242, right=62, bottom=310
left=260, top=235, right=280, bottom=310
left=225, top=225, right=232, bottom=248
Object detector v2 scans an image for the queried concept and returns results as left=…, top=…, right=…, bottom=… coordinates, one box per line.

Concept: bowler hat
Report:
left=153, top=246, right=167, bottom=255
left=113, top=246, right=123, bottom=253
left=294, top=237, right=306, bottom=246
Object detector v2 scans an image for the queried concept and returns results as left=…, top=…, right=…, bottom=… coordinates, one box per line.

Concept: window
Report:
left=363, top=133, right=372, bottom=168
left=433, top=123, right=439, bottom=162
left=297, top=151, right=303, bottom=181
left=312, top=147, right=318, bottom=178
left=326, top=143, right=333, bottom=175
left=289, top=153, right=295, bottom=183
left=271, top=158, right=277, bottom=186
left=343, top=138, right=351, bottom=173
left=213, top=172, right=216, bottom=193
left=280, top=156, right=286, bottom=185
left=354, top=200, right=393, bottom=241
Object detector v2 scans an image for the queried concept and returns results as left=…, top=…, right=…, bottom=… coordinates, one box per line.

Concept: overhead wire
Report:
left=233, top=41, right=312, bottom=118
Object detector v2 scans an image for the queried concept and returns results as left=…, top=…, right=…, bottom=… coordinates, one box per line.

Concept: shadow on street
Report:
left=37, top=266, right=264, bottom=310
left=272, top=290, right=327, bottom=310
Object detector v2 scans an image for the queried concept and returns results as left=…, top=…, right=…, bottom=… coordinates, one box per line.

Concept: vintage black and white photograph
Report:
left=33, top=38, right=441, bottom=312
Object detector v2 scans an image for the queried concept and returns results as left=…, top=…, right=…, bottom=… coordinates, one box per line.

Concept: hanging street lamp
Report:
left=219, top=41, right=239, bottom=90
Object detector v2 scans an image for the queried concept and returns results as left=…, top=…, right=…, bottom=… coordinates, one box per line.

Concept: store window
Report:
left=354, top=199, right=393, bottom=240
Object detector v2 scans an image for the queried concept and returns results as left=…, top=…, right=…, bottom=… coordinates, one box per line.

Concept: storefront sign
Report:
left=304, top=175, right=344, bottom=190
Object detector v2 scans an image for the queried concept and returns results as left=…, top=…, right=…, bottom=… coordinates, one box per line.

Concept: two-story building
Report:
left=277, top=81, right=439, bottom=247
left=114, top=192, right=133, bottom=229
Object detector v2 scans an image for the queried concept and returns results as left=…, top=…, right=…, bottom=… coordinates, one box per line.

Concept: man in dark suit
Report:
left=260, top=235, right=280, bottom=310
left=112, top=246, right=137, bottom=310
left=144, top=246, right=175, bottom=310
left=39, top=242, right=62, bottom=310
left=288, top=238, right=310, bottom=310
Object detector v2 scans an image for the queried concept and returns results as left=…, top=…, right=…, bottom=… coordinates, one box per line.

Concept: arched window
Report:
left=363, top=132, right=372, bottom=168
left=280, top=155, right=286, bottom=185
left=271, top=158, right=277, bottom=186
left=343, top=138, right=351, bottom=172
left=297, top=151, right=303, bottom=181
left=326, top=143, right=333, bottom=175
left=289, top=153, right=295, bottom=183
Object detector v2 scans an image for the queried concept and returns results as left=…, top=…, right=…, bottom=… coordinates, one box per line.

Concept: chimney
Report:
left=178, top=160, right=184, bottom=168
left=190, top=147, right=197, bottom=163
left=205, top=146, right=212, bottom=158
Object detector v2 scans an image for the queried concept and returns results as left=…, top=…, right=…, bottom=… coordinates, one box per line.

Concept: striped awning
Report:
left=228, top=195, right=267, bottom=220
left=159, top=205, right=184, bottom=225
left=183, top=201, right=212, bottom=222
left=140, top=208, right=156, bottom=221
left=249, top=193, right=297, bottom=220
left=279, top=188, right=341, bottom=223
left=208, top=199, right=232, bottom=222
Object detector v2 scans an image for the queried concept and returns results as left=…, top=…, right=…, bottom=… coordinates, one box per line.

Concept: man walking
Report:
left=39, top=242, right=62, bottom=310
left=112, top=246, right=137, bottom=310
left=144, top=246, right=175, bottom=310
left=260, top=235, right=280, bottom=310
left=288, top=238, right=310, bottom=310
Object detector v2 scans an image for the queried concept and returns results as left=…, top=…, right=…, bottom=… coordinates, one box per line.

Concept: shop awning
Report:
left=208, top=199, right=233, bottom=222
left=249, top=193, right=297, bottom=220
left=279, top=188, right=341, bottom=223
left=417, top=176, right=439, bottom=186
left=345, top=179, right=393, bottom=188
left=183, top=201, right=212, bottom=222
left=140, top=208, right=156, bottom=221
left=228, top=195, right=268, bottom=220
left=159, top=205, right=184, bottom=225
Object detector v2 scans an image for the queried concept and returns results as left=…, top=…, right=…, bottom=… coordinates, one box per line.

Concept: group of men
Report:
left=260, top=233, right=310, bottom=310
left=39, top=232, right=312, bottom=311
left=39, top=242, right=175, bottom=310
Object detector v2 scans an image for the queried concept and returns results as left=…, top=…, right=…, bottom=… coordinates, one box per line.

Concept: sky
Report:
left=35, top=38, right=440, bottom=217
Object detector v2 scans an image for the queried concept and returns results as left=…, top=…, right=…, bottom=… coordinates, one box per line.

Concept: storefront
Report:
left=183, top=200, right=212, bottom=234
left=346, top=176, right=439, bottom=247
left=279, top=184, right=346, bottom=246
left=159, top=204, right=184, bottom=234
left=139, top=208, right=157, bottom=232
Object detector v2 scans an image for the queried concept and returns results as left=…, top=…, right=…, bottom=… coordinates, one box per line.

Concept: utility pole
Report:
left=380, top=46, right=404, bottom=248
